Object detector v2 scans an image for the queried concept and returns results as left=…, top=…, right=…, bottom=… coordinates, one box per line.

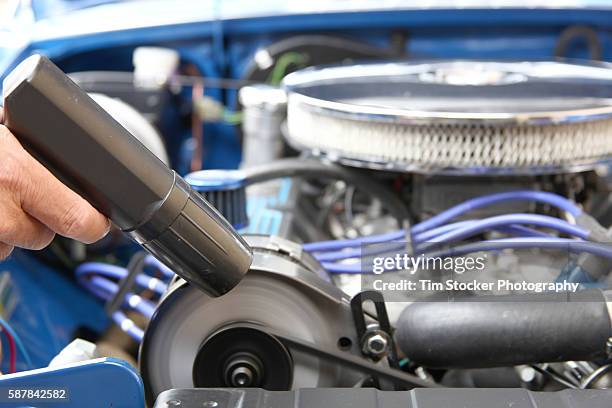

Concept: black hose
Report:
left=242, top=34, right=407, bottom=82
left=241, top=158, right=411, bottom=223
left=395, top=289, right=612, bottom=369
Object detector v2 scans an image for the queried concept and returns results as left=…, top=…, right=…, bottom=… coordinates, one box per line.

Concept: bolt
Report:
left=518, top=366, right=537, bottom=383
left=363, top=333, right=389, bottom=357
left=230, top=366, right=254, bottom=387
left=203, top=402, right=219, bottom=408
left=167, top=400, right=182, bottom=407
left=224, top=353, right=262, bottom=387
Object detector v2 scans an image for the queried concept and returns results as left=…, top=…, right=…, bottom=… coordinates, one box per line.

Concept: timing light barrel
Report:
left=2, top=54, right=252, bottom=296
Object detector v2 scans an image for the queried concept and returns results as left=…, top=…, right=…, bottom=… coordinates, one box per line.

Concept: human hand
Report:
left=0, top=124, right=110, bottom=259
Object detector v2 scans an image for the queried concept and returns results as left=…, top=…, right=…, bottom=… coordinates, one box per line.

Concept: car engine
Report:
left=2, top=17, right=612, bottom=407
left=70, top=58, right=612, bottom=405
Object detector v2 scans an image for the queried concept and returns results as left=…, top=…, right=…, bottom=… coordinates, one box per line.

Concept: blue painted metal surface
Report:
left=244, top=179, right=293, bottom=236
left=0, top=252, right=108, bottom=372
left=0, top=358, right=144, bottom=407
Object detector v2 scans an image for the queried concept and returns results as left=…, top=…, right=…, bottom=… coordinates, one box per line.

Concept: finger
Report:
left=0, top=206, right=56, bottom=250
left=22, top=161, right=111, bottom=243
left=6, top=139, right=111, bottom=244
left=0, top=243, right=14, bottom=260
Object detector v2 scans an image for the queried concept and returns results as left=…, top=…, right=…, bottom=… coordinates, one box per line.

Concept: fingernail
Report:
left=102, top=218, right=112, bottom=238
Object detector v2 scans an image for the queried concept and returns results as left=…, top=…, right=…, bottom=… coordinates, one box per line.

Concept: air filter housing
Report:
left=283, top=61, right=612, bottom=175
left=186, top=170, right=248, bottom=230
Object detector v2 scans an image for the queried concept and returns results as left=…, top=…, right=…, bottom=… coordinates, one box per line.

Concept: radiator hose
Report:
left=395, top=289, right=612, bottom=368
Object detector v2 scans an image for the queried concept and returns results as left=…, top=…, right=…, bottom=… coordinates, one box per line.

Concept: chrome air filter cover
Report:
left=283, top=60, right=612, bottom=175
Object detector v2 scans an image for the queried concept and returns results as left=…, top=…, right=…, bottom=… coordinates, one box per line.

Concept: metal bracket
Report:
left=350, top=291, right=400, bottom=368
left=255, top=324, right=439, bottom=390
left=106, top=251, right=147, bottom=315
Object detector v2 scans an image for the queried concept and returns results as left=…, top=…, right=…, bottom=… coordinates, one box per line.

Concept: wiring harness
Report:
left=0, top=317, right=33, bottom=373
left=302, top=190, right=612, bottom=274
left=75, top=255, right=173, bottom=342
left=76, top=190, right=612, bottom=340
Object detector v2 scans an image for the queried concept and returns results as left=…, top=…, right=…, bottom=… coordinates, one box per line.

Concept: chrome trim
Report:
left=283, top=60, right=612, bottom=126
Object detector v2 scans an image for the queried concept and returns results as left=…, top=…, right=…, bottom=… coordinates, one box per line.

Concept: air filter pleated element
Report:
left=186, top=170, right=248, bottom=229
left=283, top=61, right=612, bottom=175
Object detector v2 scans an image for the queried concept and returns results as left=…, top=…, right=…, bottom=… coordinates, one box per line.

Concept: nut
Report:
left=363, top=333, right=389, bottom=357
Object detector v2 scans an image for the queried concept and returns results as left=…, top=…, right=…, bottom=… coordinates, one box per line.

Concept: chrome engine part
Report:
left=283, top=61, right=612, bottom=174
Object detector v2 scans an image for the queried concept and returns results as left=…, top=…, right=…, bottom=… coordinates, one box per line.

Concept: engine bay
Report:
left=1, top=4, right=612, bottom=407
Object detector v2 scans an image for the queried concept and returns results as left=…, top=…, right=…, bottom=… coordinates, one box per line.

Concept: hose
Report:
left=394, top=289, right=612, bottom=368
left=241, top=158, right=411, bottom=223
